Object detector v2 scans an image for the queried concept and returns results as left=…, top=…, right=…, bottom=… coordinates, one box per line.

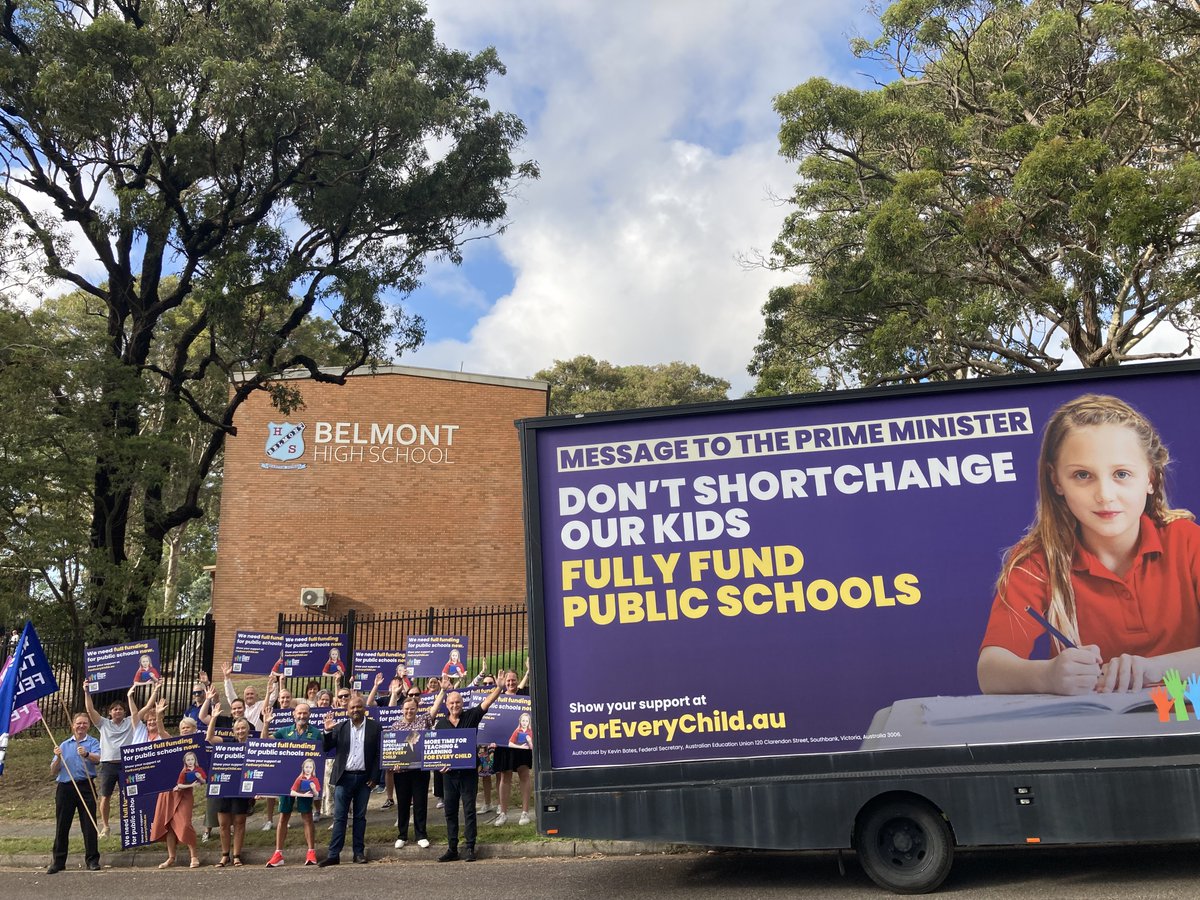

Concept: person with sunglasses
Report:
left=181, top=672, right=210, bottom=723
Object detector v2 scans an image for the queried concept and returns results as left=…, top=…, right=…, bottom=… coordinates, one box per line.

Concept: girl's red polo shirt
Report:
left=982, top=515, right=1200, bottom=661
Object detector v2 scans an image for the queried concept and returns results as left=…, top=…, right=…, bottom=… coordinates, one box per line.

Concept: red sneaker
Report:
left=304, top=849, right=318, bottom=866
left=266, top=851, right=285, bottom=868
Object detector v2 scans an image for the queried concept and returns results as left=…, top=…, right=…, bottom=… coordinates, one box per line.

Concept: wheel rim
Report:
left=875, top=816, right=929, bottom=871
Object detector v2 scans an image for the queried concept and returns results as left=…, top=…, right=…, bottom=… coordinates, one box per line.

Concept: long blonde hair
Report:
left=997, top=393, right=1192, bottom=648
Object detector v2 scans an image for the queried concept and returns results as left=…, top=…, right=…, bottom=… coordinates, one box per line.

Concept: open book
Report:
left=920, top=692, right=1156, bottom=727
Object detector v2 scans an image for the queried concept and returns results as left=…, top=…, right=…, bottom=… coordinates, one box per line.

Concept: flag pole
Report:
left=42, top=711, right=102, bottom=835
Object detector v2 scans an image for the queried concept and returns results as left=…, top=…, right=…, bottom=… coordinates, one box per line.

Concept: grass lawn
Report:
left=1, top=731, right=57, bottom=820
left=2, top=731, right=554, bottom=855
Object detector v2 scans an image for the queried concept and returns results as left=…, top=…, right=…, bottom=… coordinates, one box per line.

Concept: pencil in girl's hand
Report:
left=1024, top=606, right=1077, bottom=649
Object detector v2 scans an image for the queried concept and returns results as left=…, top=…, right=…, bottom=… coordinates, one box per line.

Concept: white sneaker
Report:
left=435, top=800, right=444, bottom=809
left=518, top=812, right=531, bottom=826
left=394, top=839, right=406, bottom=849
left=261, top=820, right=274, bottom=831
left=417, top=839, right=430, bottom=849
left=201, top=830, right=211, bottom=843
left=493, top=812, right=507, bottom=826
left=477, top=803, right=491, bottom=815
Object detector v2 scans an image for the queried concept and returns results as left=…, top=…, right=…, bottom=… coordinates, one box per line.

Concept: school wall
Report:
left=210, top=365, right=548, bottom=663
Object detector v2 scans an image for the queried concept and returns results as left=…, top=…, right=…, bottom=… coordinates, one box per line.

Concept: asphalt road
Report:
left=4, top=843, right=1200, bottom=898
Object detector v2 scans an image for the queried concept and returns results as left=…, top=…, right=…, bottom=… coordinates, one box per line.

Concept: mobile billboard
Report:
left=525, top=364, right=1200, bottom=770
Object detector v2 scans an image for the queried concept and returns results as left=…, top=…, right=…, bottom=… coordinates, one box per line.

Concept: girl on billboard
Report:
left=979, top=394, right=1200, bottom=695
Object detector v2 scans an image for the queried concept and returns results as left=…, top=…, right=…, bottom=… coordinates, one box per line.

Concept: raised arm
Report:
left=155, top=695, right=170, bottom=737
left=203, top=686, right=222, bottom=734
left=469, top=661, right=487, bottom=687
left=134, top=681, right=157, bottom=721
left=517, top=657, right=531, bottom=691
left=366, top=672, right=384, bottom=707
left=429, top=674, right=451, bottom=717
left=222, top=661, right=237, bottom=704
left=205, top=692, right=221, bottom=744
left=198, top=689, right=218, bottom=725
left=82, top=679, right=102, bottom=726
left=478, top=680, right=504, bottom=713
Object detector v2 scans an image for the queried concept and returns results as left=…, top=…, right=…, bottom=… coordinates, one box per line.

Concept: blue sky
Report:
left=399, top=2, right=885, bottom=395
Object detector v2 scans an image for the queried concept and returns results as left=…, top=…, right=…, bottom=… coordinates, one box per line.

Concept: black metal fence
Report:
left=13, top=614, right=217, bottom=730
left=278, top=603, right=528, bottom=689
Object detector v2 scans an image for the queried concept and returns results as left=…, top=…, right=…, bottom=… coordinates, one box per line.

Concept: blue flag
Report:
left=0, top=628, right=26, bottom=776
left=0, top=623, right=59, bottom=776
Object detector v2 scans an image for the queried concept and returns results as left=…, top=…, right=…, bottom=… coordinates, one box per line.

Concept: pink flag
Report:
left=10, top=700, right=42, bottom=736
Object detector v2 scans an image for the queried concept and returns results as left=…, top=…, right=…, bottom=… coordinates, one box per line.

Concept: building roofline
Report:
left=233, top=364, right=548, bottom=393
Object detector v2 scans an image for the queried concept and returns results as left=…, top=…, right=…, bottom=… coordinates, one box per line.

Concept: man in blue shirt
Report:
left=49, top=712, right=102, bottom=873
left=182, top=677, right=209, bottom=723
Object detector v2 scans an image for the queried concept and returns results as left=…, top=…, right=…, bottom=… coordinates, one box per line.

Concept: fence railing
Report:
left=277, top=603, right=529, bottom=690
left=14, top=614, right=217, bottom=730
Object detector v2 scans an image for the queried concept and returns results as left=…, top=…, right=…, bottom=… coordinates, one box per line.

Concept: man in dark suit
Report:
left=318, top=695, right=381, bottom=865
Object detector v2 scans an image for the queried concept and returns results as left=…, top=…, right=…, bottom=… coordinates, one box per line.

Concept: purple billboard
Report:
left=529, top=366, right=1200, bottom=769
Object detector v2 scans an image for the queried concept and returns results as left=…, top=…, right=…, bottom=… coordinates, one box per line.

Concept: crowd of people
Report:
left=47, top=659, right=535, bottom=871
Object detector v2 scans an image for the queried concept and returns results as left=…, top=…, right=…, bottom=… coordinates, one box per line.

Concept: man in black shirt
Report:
left=436, top=679, right=502, bottom=862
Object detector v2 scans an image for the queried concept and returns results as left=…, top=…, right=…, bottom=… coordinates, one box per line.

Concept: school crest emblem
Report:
left=265, top=422, right=306, bottom=462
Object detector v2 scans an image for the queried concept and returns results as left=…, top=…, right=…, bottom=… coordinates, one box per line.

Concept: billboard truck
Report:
left=517, top=361, right=1200, bottom=893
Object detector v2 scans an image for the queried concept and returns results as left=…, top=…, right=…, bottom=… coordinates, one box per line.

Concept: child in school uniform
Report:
left=979, top=394, right=1200, bottom=695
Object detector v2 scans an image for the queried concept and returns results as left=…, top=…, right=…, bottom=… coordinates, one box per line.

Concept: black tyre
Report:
left=855, top=798, right=953, bottom=894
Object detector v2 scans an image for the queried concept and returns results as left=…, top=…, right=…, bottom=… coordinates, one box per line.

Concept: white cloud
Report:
left=413, top=257, right=492, bottom=313
left=4, top=170, right=112, bottom=307
left=405, top=1, right=870, bottom=395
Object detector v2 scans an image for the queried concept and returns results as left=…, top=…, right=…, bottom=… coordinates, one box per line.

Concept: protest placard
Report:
left=351, top=649, right=407, bottom=691
left=421, top=728, right=476, bottom=770
left=121, top=734, right=209, bottom=796
left=84, top=640, right=161, bottom=691
left=231, top=631, right=285, bottom=675
left=477, top=693, right=533, bottom=748
left=458, top=687, right=488, bottom=709
left=405, top=635, right=468, bottom=678
left=262, top=707, right=296, bottom=733
left=280, top=634, right=347, bottom=678
left=119, top=786, right=153, bottom=849
left=372, top=706, right=407, bottom=730
left=242, top=737, right=323, bottom=798
left=206, top=743, right=251, bottom=799
left=413, top=690, right=445, bottom=717
left=380, top=729, right=424, bottom=770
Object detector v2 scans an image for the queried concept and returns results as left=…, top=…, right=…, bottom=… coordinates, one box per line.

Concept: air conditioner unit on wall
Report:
left=300, top=587, right=328, bottom=608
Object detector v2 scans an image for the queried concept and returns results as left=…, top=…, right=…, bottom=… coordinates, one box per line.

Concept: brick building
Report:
left=210, top=365, right=548, bottom=662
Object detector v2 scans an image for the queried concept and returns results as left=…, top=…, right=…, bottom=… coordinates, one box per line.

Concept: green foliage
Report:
left=0, top=0, right=535, bottom=637
left=753, top=0, right=1200, bottom=390
left=536, top=356, right=730, bottom=415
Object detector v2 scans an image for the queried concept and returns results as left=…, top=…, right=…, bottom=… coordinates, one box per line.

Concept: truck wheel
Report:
left=856, top=798, right=953, bottom=894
